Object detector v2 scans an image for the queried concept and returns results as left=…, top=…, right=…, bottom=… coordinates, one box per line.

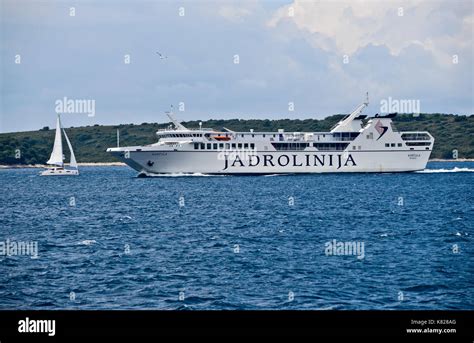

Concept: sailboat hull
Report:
left=40, top=168, right=79, bottom=176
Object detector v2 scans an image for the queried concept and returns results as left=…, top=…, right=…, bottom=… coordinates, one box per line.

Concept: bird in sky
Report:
left=156, top=51, right=168, bottom=59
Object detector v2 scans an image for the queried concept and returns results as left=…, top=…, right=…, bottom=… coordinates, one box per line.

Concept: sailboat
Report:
left=40, top=114, right=79, bottom=176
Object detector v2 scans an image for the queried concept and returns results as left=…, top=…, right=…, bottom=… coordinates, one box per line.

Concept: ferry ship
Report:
left=107, top=96, right=434, bottom=175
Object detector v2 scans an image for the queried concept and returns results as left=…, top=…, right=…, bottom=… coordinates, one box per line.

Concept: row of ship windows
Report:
left=384, top=142, right=431, bottom=147
left=164, top=133, right=335, bottom=139
left=192, top=142, right=430, bottom=151
left=272, top=143, right=349, bottom=150
left=161, top=134, right=199, bottom=138
left=193, top=142, right=352, bottom=151
left=194, top=143, right=256, bottom=150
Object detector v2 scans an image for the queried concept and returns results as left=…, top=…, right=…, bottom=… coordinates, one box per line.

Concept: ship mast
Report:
left=165, top=105, right=188, bottom=131
left=330, top=92, right=369, bottom=133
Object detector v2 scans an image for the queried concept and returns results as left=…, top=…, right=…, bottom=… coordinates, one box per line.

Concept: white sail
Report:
left=63, top=128, right=78, bottom=169
left=46, top=115, right=64, bottom=166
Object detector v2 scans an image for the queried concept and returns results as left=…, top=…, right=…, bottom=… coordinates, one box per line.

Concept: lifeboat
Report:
left=213, top=135, right=231, bottom=141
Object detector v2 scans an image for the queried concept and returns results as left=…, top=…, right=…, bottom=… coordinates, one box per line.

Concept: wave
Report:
left=416, top=167, right=474, bottom=173
left=78, top=240, right=97, bottom=246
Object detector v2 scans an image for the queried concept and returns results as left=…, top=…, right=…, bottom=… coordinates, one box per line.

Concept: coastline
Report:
left=0, top=159, right=472, bottom=169
left=0, top=162, right=127, bottom=169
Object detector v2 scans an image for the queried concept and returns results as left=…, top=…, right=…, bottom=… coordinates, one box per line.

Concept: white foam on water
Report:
left=416, top=167, right=474, bottom=173
left=79, top=240, right=97, bottom=245
left=140, top=172, right=224, bottom=177
left=456, top=232, right=468, bottom=236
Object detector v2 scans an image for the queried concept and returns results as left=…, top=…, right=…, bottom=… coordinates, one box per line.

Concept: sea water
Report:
left=0, top=162, right=472, bottom=309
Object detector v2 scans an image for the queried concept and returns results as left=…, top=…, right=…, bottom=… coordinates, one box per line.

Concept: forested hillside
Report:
left=0, top=113, right=472, bottom=164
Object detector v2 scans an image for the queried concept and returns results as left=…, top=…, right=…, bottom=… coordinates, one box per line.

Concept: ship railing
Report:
left=157, top=128, right=215, bottom=132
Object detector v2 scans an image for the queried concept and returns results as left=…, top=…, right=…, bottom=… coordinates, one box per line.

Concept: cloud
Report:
left=267, top=0, right=473, bottom=61
left=218, top=2, right=258, bottom=22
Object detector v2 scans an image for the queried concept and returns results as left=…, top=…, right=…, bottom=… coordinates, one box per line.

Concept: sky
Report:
left=1, top=0, right=473, bottom=133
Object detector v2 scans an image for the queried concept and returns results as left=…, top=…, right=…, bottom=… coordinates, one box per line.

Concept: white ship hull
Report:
left=108, top=149, right=431, bottom=175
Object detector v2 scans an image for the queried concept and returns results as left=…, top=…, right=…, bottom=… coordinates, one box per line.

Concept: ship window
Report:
left=238, top=143, right=242, bottom=149
left=241, top=134, right=244, bottom=138
left=213, top=143, right=217, bottom=149
left=207, top=143, right=211, bottom=149
left=391, top=143, right=395, bottom=147
left=401, top=133, right=430, bottom=141
left=385, top=143, right=390, bottom=147
left=232, top=143, right=236, bottom=149
left=200, top=143, right=205, bottom=149
left=398, top=143, right=402, bottom=147
left=353, top=146, right=356, bottom=150
left=225, top=143, right=230, bottom=149
left=263, top=134, right=266, bottom=138
left=194, top=143, right=199, bottom=150
left=244, top=143, right=248, bottom=149
left=273, top=134, right=276, bottom=137
left=252, top=134, right=255, bottom=138
left=405, top=142, right=431, bottom=146
left=250, top=143, right=255, bottom=149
